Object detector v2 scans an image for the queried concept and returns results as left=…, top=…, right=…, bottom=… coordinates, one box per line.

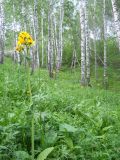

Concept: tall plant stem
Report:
left=31, top=114, right=34, bottom=160
left=27, top=48, right=32, bottom=104
left=26, top=47, right=34, bottom=160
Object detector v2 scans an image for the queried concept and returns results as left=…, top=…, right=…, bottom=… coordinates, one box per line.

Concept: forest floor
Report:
left=0, top=58, right=120, bottom=160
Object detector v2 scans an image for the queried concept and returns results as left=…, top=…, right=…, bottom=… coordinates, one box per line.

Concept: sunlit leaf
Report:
left=37, top=147, right=54, bottom=160
left=59, top=123, right=77, bottom=133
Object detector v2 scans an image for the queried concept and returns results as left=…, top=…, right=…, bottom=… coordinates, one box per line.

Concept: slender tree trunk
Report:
left=103, top=0, right=107, bottom=87
left=80, top=2, right=86, bottom=86
left=48, top=0, right=54, bottom=78
left=93, top=0, right=97, bottom=80
left=41, top=11, right=44, bottom=67
left=60, top=0, right=64, bottom=67
left=85, top=0, right=90, bottom=85
left=111, top=0, right=120, bottom=50
left=13, top=3, right=17, bottom=63
left=33, top=0, right=40, bottom=68
left=56, top=0, right=64, bottom=71
left=51, top=15, right=57, bottom=76
left=0, top=2, right=4, bottom=64
left=53, top=15, right=59, bottom=68
left=71, top=49, right=77, bottom=69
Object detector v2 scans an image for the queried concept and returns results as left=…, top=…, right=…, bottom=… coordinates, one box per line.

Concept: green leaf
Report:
left=65, top=136, right=74, bottom=149
left=102, top=126, right=113, bottom=132
left=0, top=146, right=8, bottom=150
left=37, top=147, right=54, bottom=160
left=96, top=135, right=105, bottom=139
left=59, top=123, right=77, bottom=133
left=14, top=151, right=30, bottom=160
left=45, top=131, right=57, bottom=145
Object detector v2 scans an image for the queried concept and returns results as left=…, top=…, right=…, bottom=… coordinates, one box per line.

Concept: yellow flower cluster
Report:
left=18, top=32, right=34, bottom=46
left=16, top=31, right=35, bottom=53
left=16, top=45, right=24, bottom=52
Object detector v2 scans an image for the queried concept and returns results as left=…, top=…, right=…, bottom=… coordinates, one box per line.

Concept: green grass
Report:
left=0, top=58, right=120, bottom=160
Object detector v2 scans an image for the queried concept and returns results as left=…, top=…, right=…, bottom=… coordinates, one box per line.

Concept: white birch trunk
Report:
left=103, top=0, right=107, bottom=86
left=53, top=15, right=59, bottom=66
left=71, top=49, right=77, bottom=69
left=56, top=0, right=64, bottom=71
left=93, top=0, right=97, bottom=80
left=33, top=0, right=40, bottom=68
left=48, top=0, right=54, bottom=77
left=0, top=1, right=4, bottom=64
left=41, top=11, right=44, bottom=67
left=80, top=2, right=86, bottom=86
left=85, top=0, right=90, bottom=85
left=111, top=0, right=120, bottom=50
left=52, top=15, right=57, bottom=72
left=60, top=0, right=64, bottom=66
left=13, top=3, right=17, bottom=63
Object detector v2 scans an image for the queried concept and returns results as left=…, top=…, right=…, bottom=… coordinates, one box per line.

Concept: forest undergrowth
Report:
left=0, top=59, right=120, bottom=160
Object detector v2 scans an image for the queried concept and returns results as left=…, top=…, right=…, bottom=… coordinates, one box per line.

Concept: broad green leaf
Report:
left=45, top=131, right=57, bottom=145
left=0, top=146, right=8, bottom=150
left=14, top=151, right=30, bottom=160
left=37, top=147, right=54, bottom=160
left=59, top=123, right=77, bottom=133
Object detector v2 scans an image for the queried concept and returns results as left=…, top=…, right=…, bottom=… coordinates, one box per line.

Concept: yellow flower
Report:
left=16, top=45, right=24, bottom=52
left=18, top=37, right=24, bottom=44
left=17, top=41, right=22, bottom=45
left=15, top=31, right=35, bottom=54
left=17, top=31, right=34, bottom=46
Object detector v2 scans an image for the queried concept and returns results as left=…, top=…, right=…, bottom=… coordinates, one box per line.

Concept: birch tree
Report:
left=48, top=0, right=54, bottom=77
left=80, top=1, right=86, bottom=86
left=33, top=0, right=40, bottom=68
left=85, top=0, right=90, bottom=85
left=41, top=10, right=44, bottom=67
left=56, top=0, right=64, bottom=71
left=53, top=15, right=58, bottom=66
left=12, top=2, right=18, bottom=63
left=0, top=1, right=4, bottom=64
left=103, top=0, right=108, bottom=88
left=93, top=0, right=97, bottom=80
left=111, top=0, right=120, bottom=50
left=71, top=49, right=78, bottom=69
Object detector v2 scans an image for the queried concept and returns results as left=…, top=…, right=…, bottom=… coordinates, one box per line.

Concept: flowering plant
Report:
left=15, top=31, right=35, bottom=160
